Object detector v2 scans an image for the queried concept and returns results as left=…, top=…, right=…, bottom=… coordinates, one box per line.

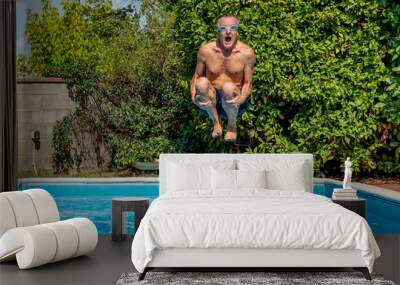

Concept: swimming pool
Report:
left=19, top=179, right=400, bottom=234
left=314, top=180, right=400, bottom=235
left=19, top=181, right=158, bottom=234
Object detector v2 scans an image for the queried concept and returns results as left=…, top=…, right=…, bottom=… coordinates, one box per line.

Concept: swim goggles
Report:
left=217, top=25, right=239, bottom=32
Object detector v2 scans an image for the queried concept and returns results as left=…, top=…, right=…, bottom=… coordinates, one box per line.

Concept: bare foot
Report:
left=224, top=131, right=237, bottom=142
left=212, top=123, right=223, bottom=137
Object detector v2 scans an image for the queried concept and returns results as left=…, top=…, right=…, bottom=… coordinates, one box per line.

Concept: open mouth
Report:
left=224, top=36, right=232, bottom=46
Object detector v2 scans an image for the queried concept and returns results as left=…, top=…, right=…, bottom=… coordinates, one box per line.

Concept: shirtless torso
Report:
left=191, top=16, right=255, bottom=142
left=203, top=41, right=249, bottom=91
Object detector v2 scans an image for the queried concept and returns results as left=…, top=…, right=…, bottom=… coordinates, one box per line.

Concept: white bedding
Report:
left=131, top=190, right=380, bottom=273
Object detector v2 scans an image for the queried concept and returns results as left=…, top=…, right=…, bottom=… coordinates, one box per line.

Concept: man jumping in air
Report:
left=191, top=15, right=255, bottom=142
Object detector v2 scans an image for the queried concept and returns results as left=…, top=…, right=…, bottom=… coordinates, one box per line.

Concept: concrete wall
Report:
left=17, top=78, right=75, bottom=172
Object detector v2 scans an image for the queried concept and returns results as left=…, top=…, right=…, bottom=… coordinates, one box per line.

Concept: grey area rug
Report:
left=116, top=272, right=396, bottom=285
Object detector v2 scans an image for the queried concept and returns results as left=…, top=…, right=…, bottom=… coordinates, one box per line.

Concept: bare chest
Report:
left=205, top=53, right=245, bottom=78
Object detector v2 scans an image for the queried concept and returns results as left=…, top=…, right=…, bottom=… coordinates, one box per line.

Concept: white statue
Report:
left=343, top=157, right=352, bottom=189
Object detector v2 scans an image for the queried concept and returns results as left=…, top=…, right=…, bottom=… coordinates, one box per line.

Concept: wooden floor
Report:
left=0, top=235, right=399, bottom=285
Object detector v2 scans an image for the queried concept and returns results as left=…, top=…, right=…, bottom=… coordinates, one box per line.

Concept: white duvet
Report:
left=131, top=190, right=380, bottom=273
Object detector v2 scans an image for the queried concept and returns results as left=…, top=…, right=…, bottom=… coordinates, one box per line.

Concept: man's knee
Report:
left=195, top=77, right=210, bottom=94
left=221, top=82, right=237, bottom=100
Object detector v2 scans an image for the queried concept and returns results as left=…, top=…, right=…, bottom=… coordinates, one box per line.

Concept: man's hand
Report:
left=226, top=94, right=247, bottom=106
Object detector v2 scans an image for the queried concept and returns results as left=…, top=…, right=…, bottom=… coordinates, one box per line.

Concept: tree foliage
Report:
left=25, top=0, right=400, bottom=175
left=27, top=0, right=184, bottom=172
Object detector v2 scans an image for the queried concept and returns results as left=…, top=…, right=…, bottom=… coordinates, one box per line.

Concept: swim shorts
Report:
left=197, top=89, right=250, bottom=119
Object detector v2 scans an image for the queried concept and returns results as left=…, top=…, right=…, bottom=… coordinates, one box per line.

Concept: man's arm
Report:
left=227, top=47, right=255, bottom=105
left=190, top=46, right=207, bottom=104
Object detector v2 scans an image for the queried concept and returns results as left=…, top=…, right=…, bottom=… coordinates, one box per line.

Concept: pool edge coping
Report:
left=19, top=177, right=399, bottom=202
left=18, top=177, right=159, bottom=185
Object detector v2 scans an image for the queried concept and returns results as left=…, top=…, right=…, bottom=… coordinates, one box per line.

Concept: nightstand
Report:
left=332, top=198, right=366, bottom=218
left=112, top=197, right=150, bottom=241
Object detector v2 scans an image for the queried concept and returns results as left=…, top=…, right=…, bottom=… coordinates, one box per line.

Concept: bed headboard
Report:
left=159, top=153, right=314, bottom=195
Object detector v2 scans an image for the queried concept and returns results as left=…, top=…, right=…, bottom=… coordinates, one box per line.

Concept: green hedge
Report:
left=26, top=0, right=399, bottom=175
left=164, top=0, right=400, bottom=175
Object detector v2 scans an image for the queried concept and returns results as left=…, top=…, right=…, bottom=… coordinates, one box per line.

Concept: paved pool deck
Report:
left=367, top=183, right=400, bottom=192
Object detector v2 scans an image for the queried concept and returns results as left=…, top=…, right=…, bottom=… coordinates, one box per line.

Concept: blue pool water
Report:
left=19, top=183, right=158, bottom=234
left=314, top=183, right=400, bottom=235
left=19, top=182, right=400, bottom=234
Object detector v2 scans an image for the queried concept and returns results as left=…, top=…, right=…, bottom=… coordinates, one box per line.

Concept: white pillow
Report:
left=236, top=169, right=267, bottom=189
left=167, top=160, right=236, bottom=192
left=211, top=168, right=236, bottom=191
left=168, top=162, right=209, bottom=191
left=238, top=159, right=308, bottom=191
left=211, top=168, right=268, bottom=191
left=266, top=165, right=307, bottom=191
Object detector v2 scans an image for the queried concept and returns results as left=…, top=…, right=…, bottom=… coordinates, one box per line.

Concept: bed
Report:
left=131, top=153, right=380, bottom=280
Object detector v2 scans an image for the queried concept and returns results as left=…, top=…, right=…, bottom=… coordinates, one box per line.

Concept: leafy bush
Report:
left=163, top=0, right=400, bottom=175
left=52, top=115, right=74, bottom=174
left=52, top=110, right=100, bottom=173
